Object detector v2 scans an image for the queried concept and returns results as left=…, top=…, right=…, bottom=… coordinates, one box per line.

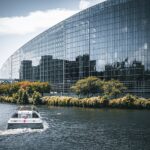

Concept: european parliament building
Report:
left=0, top=0, right=150, bottom=96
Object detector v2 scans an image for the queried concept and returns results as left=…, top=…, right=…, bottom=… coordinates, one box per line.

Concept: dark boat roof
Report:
left=17, top=106, right=38, bottom=112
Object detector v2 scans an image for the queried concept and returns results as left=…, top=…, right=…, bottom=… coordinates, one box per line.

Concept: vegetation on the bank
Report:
left=41, top=77, right=149, bottom=109
left=17, top=88, right=29, bottom=104
left=0, top=81, right=50, bottom=96
left=42, top=96, right=108, bottom=107
left=71, top=76, right=126, bottom=98
left=0, top=81, right=50, bottom=105
left=32, top=91, right=42, bottom=105
left=0, top=78, right=149, bottom=109
left=71, top=76, right=103, bottom=97
left=42, top=94, right=150, bottom=109
left=109, top=94, right=150, bottom=109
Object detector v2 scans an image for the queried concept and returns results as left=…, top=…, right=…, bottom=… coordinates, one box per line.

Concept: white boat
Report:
left=7, top=106, right=44, bottom=129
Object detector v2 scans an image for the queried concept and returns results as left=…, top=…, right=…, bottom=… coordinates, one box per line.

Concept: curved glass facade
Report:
left=0, top=0, right=150, bottom=96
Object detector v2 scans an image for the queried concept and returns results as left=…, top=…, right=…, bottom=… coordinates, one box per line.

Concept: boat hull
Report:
left=7, top=123, right=44, bottom=129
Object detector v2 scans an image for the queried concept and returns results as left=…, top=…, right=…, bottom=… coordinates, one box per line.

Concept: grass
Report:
left=42, top=94, right=150, bottom=109
left=0, top=94, right=150, bottom=109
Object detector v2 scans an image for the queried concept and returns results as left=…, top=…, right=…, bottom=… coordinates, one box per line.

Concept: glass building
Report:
left=0, top=0, right=150, bottom=96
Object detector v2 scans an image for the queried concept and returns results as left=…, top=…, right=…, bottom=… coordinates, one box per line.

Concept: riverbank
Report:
left=42, top=95, right=150, bottom=109
left=0, top=94, right=150, bottom=109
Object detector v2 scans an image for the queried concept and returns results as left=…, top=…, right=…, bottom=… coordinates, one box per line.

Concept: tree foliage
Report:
left=71, top=77, right=126, bottom=98
left=0, top=81, right=51, bottom=96
left=0, top=83, right=19, bottom=96
left=71, top=76, right=104, bottom=97
left=103, top=79, right=127, bottom=98
left=17, top=88, right=29, bottom=104
left=18, top=81, right=51, bottom=95
left=32, top=91, right=42, bottom=105
left=0, top=81, right=51, bottom=105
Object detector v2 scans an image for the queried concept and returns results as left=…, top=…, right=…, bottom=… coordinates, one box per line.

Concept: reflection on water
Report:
left=0, top=103, right=150, bottom=150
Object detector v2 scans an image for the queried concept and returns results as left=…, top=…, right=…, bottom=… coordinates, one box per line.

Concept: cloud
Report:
left=0, top=0, right=108, bottom=35
left=0, top=9, right=78, bottom=35
left=79, top=0, right=107, bottom=10
left=79, top=0, right=90, bottom=10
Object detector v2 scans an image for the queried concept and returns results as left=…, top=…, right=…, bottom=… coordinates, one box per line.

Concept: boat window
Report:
left=19, top=114, right=32, bottom=118
left=12, top=113, right=18, bottom=118
left=32, top=113, right=39, bottom=118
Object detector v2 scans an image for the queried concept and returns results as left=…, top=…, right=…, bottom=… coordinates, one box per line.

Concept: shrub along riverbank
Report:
left=0, top=81, right=50, bottom=105
left=0, top=94, right=150, bottom=109
left=42, top=94, right=150, bottom=109
left=0, top=78, right=150, bottom=109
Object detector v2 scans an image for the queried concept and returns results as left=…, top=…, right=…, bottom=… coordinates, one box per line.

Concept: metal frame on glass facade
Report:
left=0, top=0, right=150, bottom=96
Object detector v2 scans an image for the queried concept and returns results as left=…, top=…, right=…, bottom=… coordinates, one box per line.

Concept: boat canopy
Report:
left=17, top=106, right=38, bottom=112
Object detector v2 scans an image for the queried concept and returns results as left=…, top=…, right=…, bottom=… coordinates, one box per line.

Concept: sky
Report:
left=0, top=0, right=106, bottom=68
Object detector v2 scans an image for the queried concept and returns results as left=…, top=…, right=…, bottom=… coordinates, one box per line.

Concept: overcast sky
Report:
left=0, top=0, right=106, bottom=68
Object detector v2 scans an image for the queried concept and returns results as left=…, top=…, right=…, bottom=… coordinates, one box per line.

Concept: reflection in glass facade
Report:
left=0, top=0, right=150, bottom=96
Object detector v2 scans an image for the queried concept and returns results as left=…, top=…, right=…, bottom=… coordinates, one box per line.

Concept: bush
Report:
left=0, top=96, right=15, bottom=103
left=0, top=81, right=51, bottom=96
left=71, top=76, right=104, bottom=97
left=71, top=77, right=126, bottom=98
left=42, top=95, right=150, bottom=109
left=109, top=94, right=150, bottom=109
left=102, top=79, right=127, bottom=98
left=17, top=88, right=29, bottom=104
left=42, top=96, right=110, bottom=108
left=19, top=81, right=51, bottom=95
left=32, top=91, right=42, bottom=105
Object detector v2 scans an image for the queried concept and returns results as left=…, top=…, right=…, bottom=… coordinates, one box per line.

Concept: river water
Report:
left=0, top=103, right=150, bottom=150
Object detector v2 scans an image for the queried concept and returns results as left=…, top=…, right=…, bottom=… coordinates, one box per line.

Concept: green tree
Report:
left=26, top=86, right=33, bottom=96
left=12, top=93, right=19, bottom=103
left=0, top=84, right=6, bottom=95
left=103, top=79, right=127, bottom=98
left=30, top=82, right=51, bottom=96
left=41, top=82, right=51, bottom=93
left=71, top=76, right=103, bottom=97
left=22, top=91, right=29, bottom=104
left=0, top=84, right=11, bottom=95
left=9, top=83, right=20, bottom=96
left=17, top=88, right=23, bottom=104
left=32, top=91, right=42, bottom=105
left=17, top=88, right=29, bottom=104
